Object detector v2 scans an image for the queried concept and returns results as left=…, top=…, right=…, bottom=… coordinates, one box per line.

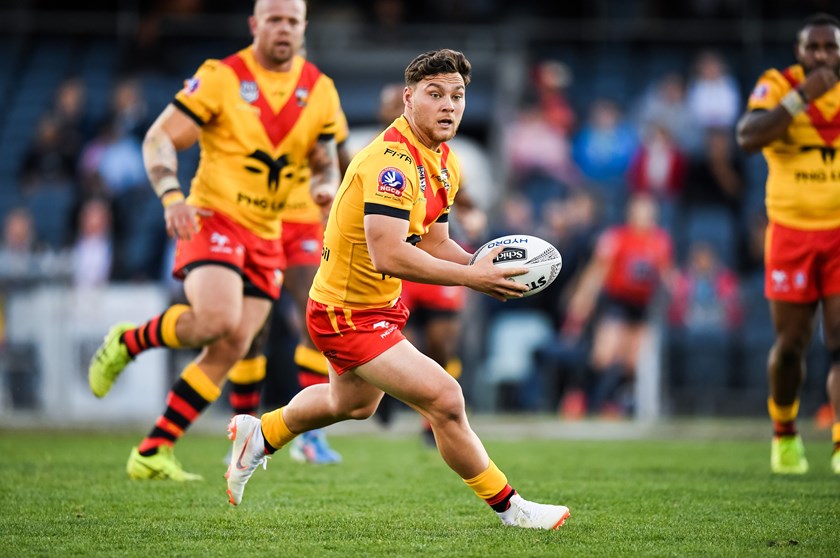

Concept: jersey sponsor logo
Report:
left=434, top=168, right=451, bottom=191
left=383, top=147, right=413, bottom=165
left=295, top=86, right=310, bottom=107
left=378, top=167, right=406, bottom=196
left=373, top=320, right=398, bottom=338
left=240, top=80, right=259, bottom=103
left=770, top=269, right=788, bottom=292
left=210, top=232, right=233, bottom=254
left=749, top=83, right=769, bottom=101
left=183, top=77, right=200, bottom=96
left=417, top=165, right=427, bottom=193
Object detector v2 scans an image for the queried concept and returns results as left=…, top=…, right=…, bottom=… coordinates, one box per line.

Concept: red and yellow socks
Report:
left=260, top=406, right=297, bottom=455
left=295, top=345, right=329, bottom=388
left=768, top=397, right=799, bottom=438
left=138, top=363, right=220, bottom=456
left=463, top=460, right=517, bottom=512
left=227, top=356, right=267, bottom=416
left=121, top=304, right=189, bottom=358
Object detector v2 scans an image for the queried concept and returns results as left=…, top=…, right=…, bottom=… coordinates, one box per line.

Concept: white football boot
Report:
left=497, top=493, right=570, bottom=530
left=225, top=415, right=270, bottom=505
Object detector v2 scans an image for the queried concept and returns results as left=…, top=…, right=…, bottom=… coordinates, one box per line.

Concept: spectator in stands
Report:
left=686, top=50, right=741, bottom=131
left=0, top=208, right=41, bottom=280
left=506, top=101, right=577, bottom=199
left=627, top=121, right=688, bottom=204
left=48, top=77, right=96, bottom=159
left=572, top=98, right=639, bottom=224
left=533, top=60, right=576, bottom=137
left=668, top=241, right=741, bottom=334
left=71, top=197, right=113, bottom=288
left=632, top=72, right=700, bottom=156
left=562, top=193, right=674, bottom=417
left=104, top=78, right=151, bottom=142
left=19, top=115, right=78, bottom=196
left=680, top=126, right=744, bottom=226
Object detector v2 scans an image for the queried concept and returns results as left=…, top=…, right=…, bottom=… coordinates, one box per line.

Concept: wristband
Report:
left=161, top=189, right=185, bottom=209
left=153, top=175, right=181, bottom=198
left=780, top=89, right=807, bottom=116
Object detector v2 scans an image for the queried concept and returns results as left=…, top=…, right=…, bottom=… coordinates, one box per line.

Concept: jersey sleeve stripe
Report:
left=435, top=213, right=449, bottom=223
left=318, top=133, right=335, bottom=142
left=364, top=203, right=410, bottom=220
left=172, top=98, right=206, bottom=126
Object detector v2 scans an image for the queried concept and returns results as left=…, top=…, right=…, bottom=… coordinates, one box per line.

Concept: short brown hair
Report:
left=404, top=49, right=471, bottom=87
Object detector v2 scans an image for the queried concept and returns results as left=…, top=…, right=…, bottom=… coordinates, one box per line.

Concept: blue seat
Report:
left=26, top=183, right=77, bottom=250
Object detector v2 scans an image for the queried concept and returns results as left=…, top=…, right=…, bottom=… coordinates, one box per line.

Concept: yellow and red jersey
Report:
left=747, top=64, right=840, bottom=229
left=173, top=47, right=340, bottom=239
left=310, top=116, right=461, bottom=309
left=279, top=105, right=350, bottom=225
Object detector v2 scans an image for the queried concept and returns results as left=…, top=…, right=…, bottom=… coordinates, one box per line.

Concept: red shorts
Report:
left=281, top=221, right=324, bottom=269
left=400, top=281, right=466, bottom=312
left=173, top=209, right=284, bottom=300
left=306, top=298, right=410, bottom=374
left=765, top=221, right=840, bottom=302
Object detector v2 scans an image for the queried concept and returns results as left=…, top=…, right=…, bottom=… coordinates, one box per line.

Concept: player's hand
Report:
left=800, top=66, right=839, bottom=103
left=311, top=184, right=335, bottom=208
left=468, top=246, right=530, bottom=301
left=164, top=202, right=213, bottom=241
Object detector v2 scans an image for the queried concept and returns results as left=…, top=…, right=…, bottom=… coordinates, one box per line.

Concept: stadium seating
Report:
left=474, top=309, right=555, bottom=412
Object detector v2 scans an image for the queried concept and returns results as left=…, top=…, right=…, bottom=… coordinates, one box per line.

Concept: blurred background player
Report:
left=87, top=0, right=342, bottom=480
left=562, top=193, right=674, bottom=417
left=225, top=106, right=350, bottom=465
left=736, top=12, right=840, bottom=475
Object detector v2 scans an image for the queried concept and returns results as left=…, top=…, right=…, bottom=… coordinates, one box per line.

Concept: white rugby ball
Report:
left=468, top=234, right=563, bottom=297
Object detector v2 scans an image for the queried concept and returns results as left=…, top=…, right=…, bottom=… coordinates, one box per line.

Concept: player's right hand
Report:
left=800, top=66, right=839, bottom=103
left=468, top=246, right=530, bottom=301
left=164, top=202, right=213, bottom=241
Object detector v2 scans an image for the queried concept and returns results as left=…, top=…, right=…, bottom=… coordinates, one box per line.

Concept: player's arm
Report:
left=308, top=135, right=341, bottom=215
left=142, top=104, right=209, bottom=240
left=364, top=213, right=527, bottom=301
left=737, top=67, right=839, bottom=152
left=415, top=220, right=472, bottom=264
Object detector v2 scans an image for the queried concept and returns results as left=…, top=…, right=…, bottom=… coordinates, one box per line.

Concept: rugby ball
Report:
left=468, top=234, right=562, bottom=297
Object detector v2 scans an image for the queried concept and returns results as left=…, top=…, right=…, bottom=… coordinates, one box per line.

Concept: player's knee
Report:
left=771, top=343, right=804, bottom=370
left=428, top=383, right=466, bottom=424
left=193, top=311, right=239, bottom=342
left=345, top=400, right=379, bottom=420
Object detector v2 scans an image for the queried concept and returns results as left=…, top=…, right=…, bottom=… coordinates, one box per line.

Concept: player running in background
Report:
left=226, top=107, right=350, bottom=466
left=562, top=193, right=673, bottom=417
left=736, top=12, right=840, bottom=474
left=225, top=48, right=570, bottom=529
left=88, top=0, right=341, bottom=480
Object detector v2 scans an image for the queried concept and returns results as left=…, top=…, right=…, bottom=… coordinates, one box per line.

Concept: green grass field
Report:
left=1, top=424, right=838, bottom=557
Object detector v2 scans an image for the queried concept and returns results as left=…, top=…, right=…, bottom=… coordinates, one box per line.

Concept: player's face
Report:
left=796, top=24, right=840, bottom=76
left=250, top=0, right=307, bottom=70
left=405, top=73, right=465, bottom=148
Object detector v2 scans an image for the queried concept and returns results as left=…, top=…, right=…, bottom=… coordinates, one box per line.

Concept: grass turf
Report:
left=0, top=428, right=837, bottom=557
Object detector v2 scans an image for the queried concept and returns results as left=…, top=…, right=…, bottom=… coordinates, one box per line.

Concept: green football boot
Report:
left=126, top=445, right=203, bottom=481
left=771, top=435, right=809, bottom=474
left=831, top=450, right=840, bottom=475
left=88, top=322, right=135, bottom=398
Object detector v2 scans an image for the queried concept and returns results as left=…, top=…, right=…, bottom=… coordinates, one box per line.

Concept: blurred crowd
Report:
left=0, top=22, right=823, bottom=418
